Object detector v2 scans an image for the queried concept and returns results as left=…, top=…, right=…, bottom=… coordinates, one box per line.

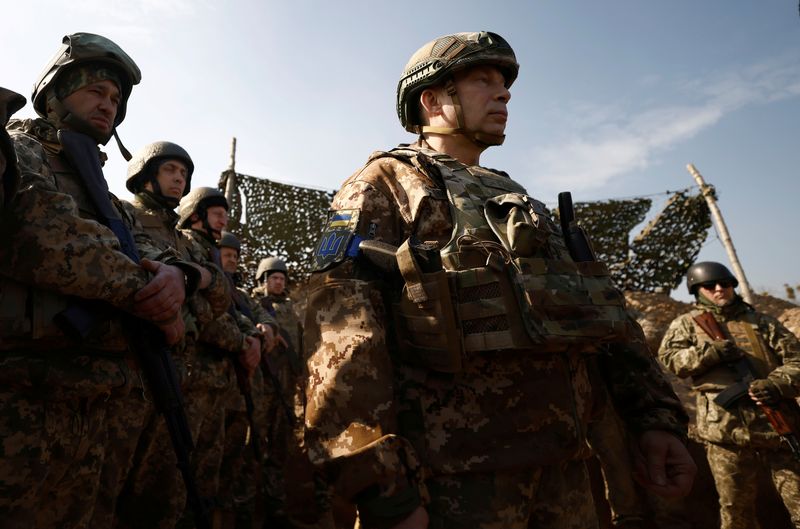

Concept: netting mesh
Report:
left=221, top=169, right=711, bottom=295
left=219, top=170, right=333, bottom=290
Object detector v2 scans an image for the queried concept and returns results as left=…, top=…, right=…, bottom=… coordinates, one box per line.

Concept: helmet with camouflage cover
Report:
left=218, top=231, right=241, bottom=254
left=178, top=186, right=228, bottom=229
left=397, top=31, right=518, bottom=146
left=686, top=261, right=739, bottom=295
left=126, top=141, right=194, bottom=199
left=32, top=32, right=141, bottom=146
left=1, top=87, right=26, bottom=206
left=256, top=257, right=288, bottom=283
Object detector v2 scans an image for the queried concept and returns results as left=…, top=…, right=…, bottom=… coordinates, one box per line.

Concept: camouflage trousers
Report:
left=0, top=353, right=135, bottom=529
left=417, top=460, right=598, bottom=529
left=706, top=441, right=800, bottom=529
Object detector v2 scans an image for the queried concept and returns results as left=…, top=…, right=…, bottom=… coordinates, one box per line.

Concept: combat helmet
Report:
left=32, top=33, right=141, bottom=149
left=126, top=141, right=194, bottom=202
left=397, top=31, right=518, bottom=146
left=178, top=186, right=228, bottom=230
left=1, top=87, right=26, bottom=206
left=256, top=257, right=288, bottom=283
left=686, top=261, right=739, bottom=295
left=218, top=231, right=241, bottom=254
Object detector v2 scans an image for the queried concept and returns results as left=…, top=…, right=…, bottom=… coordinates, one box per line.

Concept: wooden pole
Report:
left=224, top=137, right=237, bottom=204
left=686, top=163, right=755, bottom=304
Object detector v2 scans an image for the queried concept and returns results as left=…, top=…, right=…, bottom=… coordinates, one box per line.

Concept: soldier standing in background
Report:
left=177, top=187, right=263, bottom=527
left=252, top=257, right=335, bottom=528
left=0, top=87, right=25, bottom=209
left=0, top=33, right=189, bottom=528
left=217, top=230, right=278, bottom=528
left=659, top=261, right=800, bottom=529
left=113, top=141, right=230, bottom=528
left=303, top=31, right=695, bottom=529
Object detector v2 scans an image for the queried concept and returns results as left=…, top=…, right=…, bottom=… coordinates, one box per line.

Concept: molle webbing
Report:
left=392, top=147, right=628, bottom=368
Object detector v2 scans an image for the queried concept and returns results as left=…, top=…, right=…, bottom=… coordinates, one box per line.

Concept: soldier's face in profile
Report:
left=61, top=79, right=120, bottom=137
left=698, top=282, right=736, bottom=306
left=450, top=64, right=510, bottom=137
left=267, top=272, right=286, bottom=296
left=219, top=246, right=239, bottom=274
left=153, top=160, right=188, bottom=200
left=205, top=205, right=229, bottom=236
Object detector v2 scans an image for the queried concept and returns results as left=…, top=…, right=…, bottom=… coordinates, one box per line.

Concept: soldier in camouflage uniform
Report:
left=304, top=31, right=695, bottom=529
left=217, top=230, right=278, bottom=528
left=659, top=261, right=800, bottom=529
left=112, top=141, right=231, bottom=528
left=177, top=187, right=263, bottom=527
left=1, top=87, right=25, bottom=210
left=252, top=257, right=336, bottom=528
left=0, top=33, right=191, bottom=528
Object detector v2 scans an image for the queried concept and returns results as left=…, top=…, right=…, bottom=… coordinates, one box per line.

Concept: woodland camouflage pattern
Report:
left=659, top=296, right=800, bottom=529
left=304, top=142, right=688, bottom=528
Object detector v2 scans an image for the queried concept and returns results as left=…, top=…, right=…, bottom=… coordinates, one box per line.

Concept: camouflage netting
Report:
left=222, top=168, right=711, bottom=295
left=219, top=170, right=333, bottom=289
left=558, top=190, right=712, bottom=293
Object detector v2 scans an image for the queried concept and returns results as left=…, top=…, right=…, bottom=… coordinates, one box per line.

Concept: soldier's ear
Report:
left=419, top=88, right=444, bottom=123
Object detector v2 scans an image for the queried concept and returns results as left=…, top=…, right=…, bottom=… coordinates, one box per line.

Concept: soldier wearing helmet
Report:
left=176, top=188, right=264, bottom=525
left=659, top=262, right=800, bottom=529
left=304, top=31, right=693, bottom=529
left=0, top=33, right=188, bottom=527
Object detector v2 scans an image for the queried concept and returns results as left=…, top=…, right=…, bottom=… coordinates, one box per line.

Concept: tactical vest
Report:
left=689, top=308, right=778, bottom=390
left=388, top=147, right=630, bottom=373
left=0, top=145, right=127, bottom=351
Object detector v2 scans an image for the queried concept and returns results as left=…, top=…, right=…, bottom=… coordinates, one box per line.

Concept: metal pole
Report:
left=686, top=163, right=755, bottom=304
left=224, top=137, right=237, bottom=204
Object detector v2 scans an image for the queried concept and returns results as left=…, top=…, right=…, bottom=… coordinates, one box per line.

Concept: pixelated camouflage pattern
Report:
left=705, top=441, right=800, bottom=529
left=304, top=142, right=687, bottom=525
left=0, top=118, right=157, bottom=528
left=659, top=297, right=800, bottom=448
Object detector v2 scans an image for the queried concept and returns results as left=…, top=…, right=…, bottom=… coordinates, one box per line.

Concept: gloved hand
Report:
left=749, top=378, right=784, bottom=407
left=706, top=340, right=742, bottom=364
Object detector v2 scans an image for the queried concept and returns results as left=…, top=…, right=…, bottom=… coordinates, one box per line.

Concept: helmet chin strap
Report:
left=420, top=79, right=506, bottom=148
left=47, top=93, right=132, bottom=160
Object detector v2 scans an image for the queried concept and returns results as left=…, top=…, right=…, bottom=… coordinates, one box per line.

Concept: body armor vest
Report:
left=689, top=308, right=777, bottom=390
left=0, top=143, right=127, bottom=351
left=388, top=147, right=630, bottom=372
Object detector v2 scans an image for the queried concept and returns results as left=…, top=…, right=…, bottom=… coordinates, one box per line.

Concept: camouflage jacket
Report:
left=181, top=228, right=258, bottom=354
left=1, top=118, right=153, bottom=352
left=304, top=143, right=687, bottom=526
left=659, top=297, right=800, bottom=447
left=252, top=286, right=301, bottom=352
left=124, top=192, right=230, bottom=341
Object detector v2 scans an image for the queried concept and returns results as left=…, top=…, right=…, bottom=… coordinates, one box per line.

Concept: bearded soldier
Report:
left=304, top=31, right=695, bottom=529
left=659, top=262, right=800, bottom=529
left=0, top=33, right=190, bottom=528
left=0, top=87, right=25, bottom=210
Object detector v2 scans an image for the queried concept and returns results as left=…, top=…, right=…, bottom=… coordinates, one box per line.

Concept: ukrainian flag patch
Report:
left=313, top=209, right=361, bottom=271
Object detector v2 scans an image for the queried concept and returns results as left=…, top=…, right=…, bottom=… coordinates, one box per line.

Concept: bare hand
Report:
left=389, top=506, right=428, bottom=529
left=257, top=323, right=276, bottom=352
left=239, top=336, right=261, bottom=374
left=134, top=259, right=185, bottom=323
left=632, top=430, right=696, bottom=498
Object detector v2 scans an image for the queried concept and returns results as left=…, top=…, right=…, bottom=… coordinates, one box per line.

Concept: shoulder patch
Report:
left=313, top=209, right=362, bottom=272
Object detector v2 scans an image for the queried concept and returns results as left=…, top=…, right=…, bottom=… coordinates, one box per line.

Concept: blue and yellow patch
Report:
left=313, top=209, right=362, bottom=271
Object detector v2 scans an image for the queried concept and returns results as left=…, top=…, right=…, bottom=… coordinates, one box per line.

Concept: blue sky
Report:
left=4, top=1, right=799, bottom=302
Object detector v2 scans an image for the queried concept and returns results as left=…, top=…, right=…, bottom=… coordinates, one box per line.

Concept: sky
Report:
left=3, top=0, right=799, bottom=303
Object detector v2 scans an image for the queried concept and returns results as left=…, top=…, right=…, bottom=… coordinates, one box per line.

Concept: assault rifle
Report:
left=56, top=130, right=212, bottom=529
left=693, top=311, right=800, bottom=460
